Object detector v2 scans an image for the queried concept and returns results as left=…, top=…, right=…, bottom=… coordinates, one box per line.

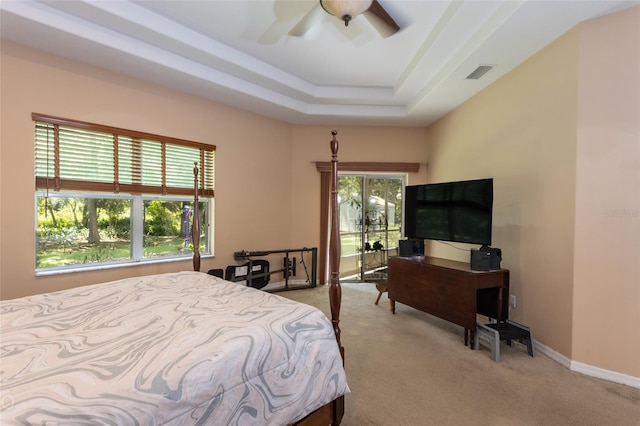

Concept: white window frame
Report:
left=35, top=191, right=212, bottom=276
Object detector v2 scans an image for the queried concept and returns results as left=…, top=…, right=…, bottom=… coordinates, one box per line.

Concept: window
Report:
left=34, top=113, right=215, bottom=272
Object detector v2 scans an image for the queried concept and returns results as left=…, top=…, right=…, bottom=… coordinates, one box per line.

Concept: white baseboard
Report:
left=570, top=361, right=640, bottom=389
left=534, top=340, right=640, bottom=389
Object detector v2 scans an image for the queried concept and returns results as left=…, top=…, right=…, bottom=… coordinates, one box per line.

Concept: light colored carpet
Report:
left=279, top=282, right=640, bottom=426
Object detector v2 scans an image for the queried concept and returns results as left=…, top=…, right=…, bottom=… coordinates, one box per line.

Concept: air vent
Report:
left=466, top=65, right=495, bottom=80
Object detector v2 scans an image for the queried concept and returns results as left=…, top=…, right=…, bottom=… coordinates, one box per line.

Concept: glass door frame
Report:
left=338, top=172, right=406, bottom=283
left=315, top=160, right=419, bottom=287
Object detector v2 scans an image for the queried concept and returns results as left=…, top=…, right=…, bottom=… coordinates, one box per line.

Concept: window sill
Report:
left=35, top=254, right=214, bottom=277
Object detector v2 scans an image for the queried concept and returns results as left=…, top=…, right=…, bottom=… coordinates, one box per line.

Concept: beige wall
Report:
left=573, top=8, right=640, bottom=377
left=0, top=41, right=293, bottom=300
left=0, top=41, right=428, bottom=301
left=426, top=7, right=639, bottom=379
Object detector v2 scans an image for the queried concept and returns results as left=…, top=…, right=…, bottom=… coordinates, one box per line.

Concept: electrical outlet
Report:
left=510, top=294, right=517, bottom=308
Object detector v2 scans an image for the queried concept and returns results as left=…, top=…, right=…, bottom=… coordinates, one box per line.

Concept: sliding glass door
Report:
left=338, top=174, right=404, bottom=282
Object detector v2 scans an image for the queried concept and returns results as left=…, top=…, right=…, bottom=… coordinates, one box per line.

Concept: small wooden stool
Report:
left=374, top=282, right=393, bottom=311
left=374, top=283, right=386, bottom=305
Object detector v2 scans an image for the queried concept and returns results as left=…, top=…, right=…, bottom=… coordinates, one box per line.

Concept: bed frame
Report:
left=190, top=131, right=345, bottom=426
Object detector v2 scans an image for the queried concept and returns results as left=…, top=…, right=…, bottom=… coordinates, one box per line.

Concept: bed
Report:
left=1, top=132, right=347, bottom=425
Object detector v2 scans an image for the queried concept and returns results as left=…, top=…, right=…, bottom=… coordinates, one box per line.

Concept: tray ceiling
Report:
left=1, top=0, right=637, bottom=126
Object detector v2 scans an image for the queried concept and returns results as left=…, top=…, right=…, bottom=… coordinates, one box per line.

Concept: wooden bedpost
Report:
left=294, top=132, right=345, bottom=426
left=328, top=131, right=343, bottom=355
left=192, top=162, right=201, bottom=272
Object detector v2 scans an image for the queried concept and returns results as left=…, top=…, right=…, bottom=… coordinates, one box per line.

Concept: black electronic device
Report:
left=471, top=246, right=502, bottom=271
left=489, top=247, right=502, bottom=270
left=399, top=239, right=425, bottom=257
left=470, top=248, right=491, bottom=271
left=404, top=178, right=493, bottom=246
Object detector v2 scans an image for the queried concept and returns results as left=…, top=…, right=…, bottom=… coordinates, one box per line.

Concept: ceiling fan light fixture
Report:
left=320, top=0, right=374, bottom=26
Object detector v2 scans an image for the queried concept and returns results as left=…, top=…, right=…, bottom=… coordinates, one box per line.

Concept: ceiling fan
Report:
left=289, top=0, right=400, bottom=38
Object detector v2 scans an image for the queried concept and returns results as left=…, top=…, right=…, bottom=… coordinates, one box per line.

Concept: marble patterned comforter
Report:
left=0, top=271, right=349, bottom=425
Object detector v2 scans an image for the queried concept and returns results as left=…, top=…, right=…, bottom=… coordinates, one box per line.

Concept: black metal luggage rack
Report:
left=221, top=247, right=317, bottom=292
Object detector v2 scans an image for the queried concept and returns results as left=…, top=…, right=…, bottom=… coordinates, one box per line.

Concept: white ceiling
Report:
left=1, top=0, right=637, bottom=126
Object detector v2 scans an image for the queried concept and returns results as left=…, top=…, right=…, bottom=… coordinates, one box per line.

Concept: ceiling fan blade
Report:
left=258, top=20, right=291, bottom=45
left=289, top=3, right=325, bottom=37
left=363, top=0, right=400, bottom=38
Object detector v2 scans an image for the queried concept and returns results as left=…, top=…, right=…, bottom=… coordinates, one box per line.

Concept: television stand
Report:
left=387, top=256, right=509, bottom=347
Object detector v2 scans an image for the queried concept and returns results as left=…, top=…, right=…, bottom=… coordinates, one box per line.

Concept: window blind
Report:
left=34, top=113, right=215, bottom=197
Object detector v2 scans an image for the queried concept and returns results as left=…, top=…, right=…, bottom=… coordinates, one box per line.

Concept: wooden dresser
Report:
left=387, top=256, right=509, bottom=347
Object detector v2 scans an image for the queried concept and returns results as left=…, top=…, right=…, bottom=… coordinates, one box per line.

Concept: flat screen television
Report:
left=404, top=178, right=493, bottom=246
